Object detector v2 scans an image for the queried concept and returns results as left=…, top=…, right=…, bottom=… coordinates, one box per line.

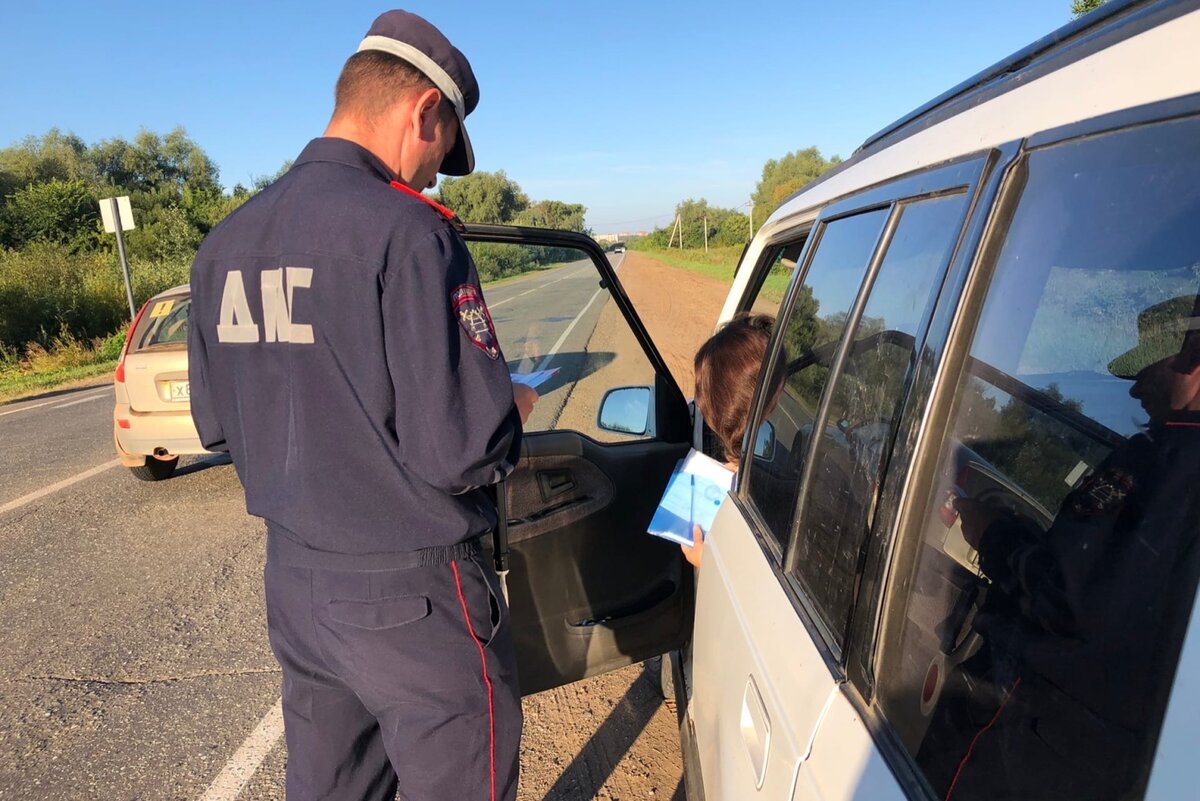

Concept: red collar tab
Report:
left=389, top=181, right=464, bottom=231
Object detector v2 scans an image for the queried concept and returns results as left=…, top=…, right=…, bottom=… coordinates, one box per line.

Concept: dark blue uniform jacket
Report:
left=188, top=138, right=521, bottom=566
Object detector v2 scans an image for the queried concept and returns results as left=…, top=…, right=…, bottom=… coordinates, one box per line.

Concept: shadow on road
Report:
left=508, top=351, right=616, bottom=396
left=173, top=453, right=233, bottom=478
left=0, top=381, right=110, bottom=407
left=539, top=661, right=683, bottom=801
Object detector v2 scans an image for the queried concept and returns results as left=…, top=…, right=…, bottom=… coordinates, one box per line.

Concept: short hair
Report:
left=333, top=50, right=439, bottom=124
left=694, top=313, right=780, bottom=461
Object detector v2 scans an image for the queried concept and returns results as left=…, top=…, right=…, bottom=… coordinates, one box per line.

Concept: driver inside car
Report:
left=919, top=295, right=1200, bottom=800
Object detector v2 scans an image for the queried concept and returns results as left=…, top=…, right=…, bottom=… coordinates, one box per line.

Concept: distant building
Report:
left=593, top=231, right=646, bottom=244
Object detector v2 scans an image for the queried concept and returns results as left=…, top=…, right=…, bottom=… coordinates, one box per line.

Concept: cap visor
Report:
left=439, top=112, right=474, bottom=176
left=1109, top=344, right=1156, bottom=379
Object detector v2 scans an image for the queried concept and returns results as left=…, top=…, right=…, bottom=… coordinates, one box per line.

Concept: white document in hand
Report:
left=647, top=449, right=735, bottom=546
left=510, top=368, right=559, bottom=389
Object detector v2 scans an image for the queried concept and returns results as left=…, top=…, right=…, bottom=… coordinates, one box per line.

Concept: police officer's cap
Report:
left=1108, top=295, right=1200, bottom=379
left=357, top=10, right=479, bottom=176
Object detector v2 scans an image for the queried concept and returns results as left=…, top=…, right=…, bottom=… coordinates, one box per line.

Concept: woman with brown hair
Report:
left=683, top=312, right=778, bottom=568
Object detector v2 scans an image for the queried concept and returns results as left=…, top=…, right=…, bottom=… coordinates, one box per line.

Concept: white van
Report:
left=675, top=1, right=1200, bottom=799
left=425, top=2, right=1200, bottom=799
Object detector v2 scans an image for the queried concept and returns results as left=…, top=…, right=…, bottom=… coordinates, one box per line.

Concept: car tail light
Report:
left=115, top=300, right=152, bottom=383
left=117, top=419, right=131, bottom=429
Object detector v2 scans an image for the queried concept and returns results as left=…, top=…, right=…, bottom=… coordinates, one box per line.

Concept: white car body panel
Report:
left=692, top=499, right=838, bottom=799
left=694, top=10, right=1200, bottom=800
left=796, top=690, right=905, bottom=800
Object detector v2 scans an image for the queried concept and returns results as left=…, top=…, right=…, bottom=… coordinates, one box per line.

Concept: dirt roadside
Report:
left=517, top=252, right=731, bottom=801
left=617, top=251, right=731, bottom=396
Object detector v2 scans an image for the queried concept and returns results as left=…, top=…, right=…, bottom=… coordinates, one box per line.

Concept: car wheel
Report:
left=129, top=456, right=179, bottom=481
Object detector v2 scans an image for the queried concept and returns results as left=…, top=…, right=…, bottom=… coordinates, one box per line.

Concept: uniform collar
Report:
left=1162, top=409, right=1200, bottom=428
left=295, top=137, right=395, bottom=183
left=294, top=137, right=465, bottom=232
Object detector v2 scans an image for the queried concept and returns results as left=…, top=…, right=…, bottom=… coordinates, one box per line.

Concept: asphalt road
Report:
left=0, top=251, right=684, bottom=800
left=486, top=253, right=625, bottom=433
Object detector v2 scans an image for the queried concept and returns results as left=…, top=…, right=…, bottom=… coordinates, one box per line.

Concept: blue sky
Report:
left=3, top=1, right=1074, bottom=234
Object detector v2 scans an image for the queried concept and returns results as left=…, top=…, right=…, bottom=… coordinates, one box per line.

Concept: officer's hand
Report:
left=955, top=496, right=998, bottom=550
left=514, top=383, right=538, bottom=425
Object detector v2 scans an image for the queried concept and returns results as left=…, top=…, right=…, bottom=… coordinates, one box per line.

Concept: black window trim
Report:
left=847, top=143, right=1024, bottom=701
left=778, top=202, right=903, bottom=657
left=734, top=226, right=816, bottom=318
left=733, top=153, right=995, bottom=670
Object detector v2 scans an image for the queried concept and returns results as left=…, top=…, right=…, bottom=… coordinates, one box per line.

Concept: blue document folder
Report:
left=647, top=450, right=735, bottom=546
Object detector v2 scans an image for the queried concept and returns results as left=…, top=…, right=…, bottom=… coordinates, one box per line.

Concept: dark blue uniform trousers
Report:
left=264, top=548, right=522, bottom=800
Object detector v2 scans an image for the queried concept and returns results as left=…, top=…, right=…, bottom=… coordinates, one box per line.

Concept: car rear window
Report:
left=130, top=295, right=190, bottom=352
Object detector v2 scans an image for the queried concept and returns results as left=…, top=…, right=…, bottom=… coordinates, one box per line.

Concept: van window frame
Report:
left=732, top=152, right=998, bottom=671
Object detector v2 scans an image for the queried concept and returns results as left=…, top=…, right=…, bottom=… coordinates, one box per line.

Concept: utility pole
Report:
left=703, top=215, right=709, bottom=253
left=748, top=198, right=755, bottom=239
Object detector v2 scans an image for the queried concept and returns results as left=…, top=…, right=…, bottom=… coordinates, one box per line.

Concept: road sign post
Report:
left=99, top=196, right=137, bottom=321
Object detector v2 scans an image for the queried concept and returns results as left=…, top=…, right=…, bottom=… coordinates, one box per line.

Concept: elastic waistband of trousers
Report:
left=267, top=527, right=483, bottom=571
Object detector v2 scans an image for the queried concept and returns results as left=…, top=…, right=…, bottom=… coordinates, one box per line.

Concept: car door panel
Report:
left=501, top=431, right=691, bottom=694
left=693, top=499, right=839, bottom=799
left=797, top=690, right=905, bottom=800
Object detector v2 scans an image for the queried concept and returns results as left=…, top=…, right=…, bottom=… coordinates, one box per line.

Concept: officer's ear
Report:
left=412, top=87, right=444, bottom=142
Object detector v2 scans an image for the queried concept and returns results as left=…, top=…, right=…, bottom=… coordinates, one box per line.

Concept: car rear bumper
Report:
left=113, top=403, right=208, bottom=460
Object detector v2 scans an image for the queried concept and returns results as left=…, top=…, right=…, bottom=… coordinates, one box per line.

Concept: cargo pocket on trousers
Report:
left=328, top=595, right=431, bottom=630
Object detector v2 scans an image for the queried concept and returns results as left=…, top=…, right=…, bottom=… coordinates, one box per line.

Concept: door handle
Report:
left=537, top=469, right=576, bottom=501
left=741, top=676, right=771, bottom=789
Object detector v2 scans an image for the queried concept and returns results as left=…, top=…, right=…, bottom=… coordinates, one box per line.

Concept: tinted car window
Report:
left=878, top=116, right=1200, bottom=801
left=746, top=209, right=888, bottom=550
left=792, top=194, right=967, bottom=646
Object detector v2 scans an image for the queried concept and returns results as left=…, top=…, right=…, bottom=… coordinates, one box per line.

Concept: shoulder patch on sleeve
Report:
left=451, top=284, right=500, bottom=360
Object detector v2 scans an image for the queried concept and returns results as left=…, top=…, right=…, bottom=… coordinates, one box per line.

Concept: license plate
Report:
left=169, top=381, right=190, bottom=401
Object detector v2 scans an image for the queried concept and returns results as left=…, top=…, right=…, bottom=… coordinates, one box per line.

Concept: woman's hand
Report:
left=681, top=524, right=705, bottom=569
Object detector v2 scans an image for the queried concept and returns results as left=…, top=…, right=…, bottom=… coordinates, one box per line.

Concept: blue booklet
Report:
left=647, top=450, right=735, bottom=546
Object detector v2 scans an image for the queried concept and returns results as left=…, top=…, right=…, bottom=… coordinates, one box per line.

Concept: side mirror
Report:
left=752, top=420, right=776, bottom=460
left=598, top=386, right=652, bottom=436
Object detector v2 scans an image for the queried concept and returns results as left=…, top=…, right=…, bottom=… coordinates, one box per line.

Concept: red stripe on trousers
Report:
left=451, top=560, right=497, bottom=801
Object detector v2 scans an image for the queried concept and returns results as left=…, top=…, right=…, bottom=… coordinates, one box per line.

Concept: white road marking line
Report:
left=197, top=698, right=284, bottom=801
left=51, top=393, right=110, bottom=410
left=535, top=286, right=605, bottom=373
left=0, top=388, right=111, bottom=418
left=0, top=459, right=122, bottom=516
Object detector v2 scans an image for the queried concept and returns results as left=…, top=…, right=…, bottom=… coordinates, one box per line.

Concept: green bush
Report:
left=100, top=327, right=127, bottom=360
left=0, top=242, right=189, bottom=355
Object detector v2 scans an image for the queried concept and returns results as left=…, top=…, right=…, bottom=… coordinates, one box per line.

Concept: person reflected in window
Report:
left=925, top=295, right=1200, bottom=801
left=682, top=313, right=778, bottom=569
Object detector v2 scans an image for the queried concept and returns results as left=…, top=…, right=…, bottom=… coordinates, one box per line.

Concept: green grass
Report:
left=0, top=328, right=125, bottom=404
left=0, top=359, right=116, bottom=404
left=637, top=246, right=741, bottom=283
left=481, top=261, right=563, bottom=289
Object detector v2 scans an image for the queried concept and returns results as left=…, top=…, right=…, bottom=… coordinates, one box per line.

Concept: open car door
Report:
left=463, top=225, right=694, bottom=695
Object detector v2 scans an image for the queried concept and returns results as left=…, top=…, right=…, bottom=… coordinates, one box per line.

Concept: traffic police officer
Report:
left=924, top=295, right=1200, bottom=800
left=187, top=10, right=536, bottom=800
